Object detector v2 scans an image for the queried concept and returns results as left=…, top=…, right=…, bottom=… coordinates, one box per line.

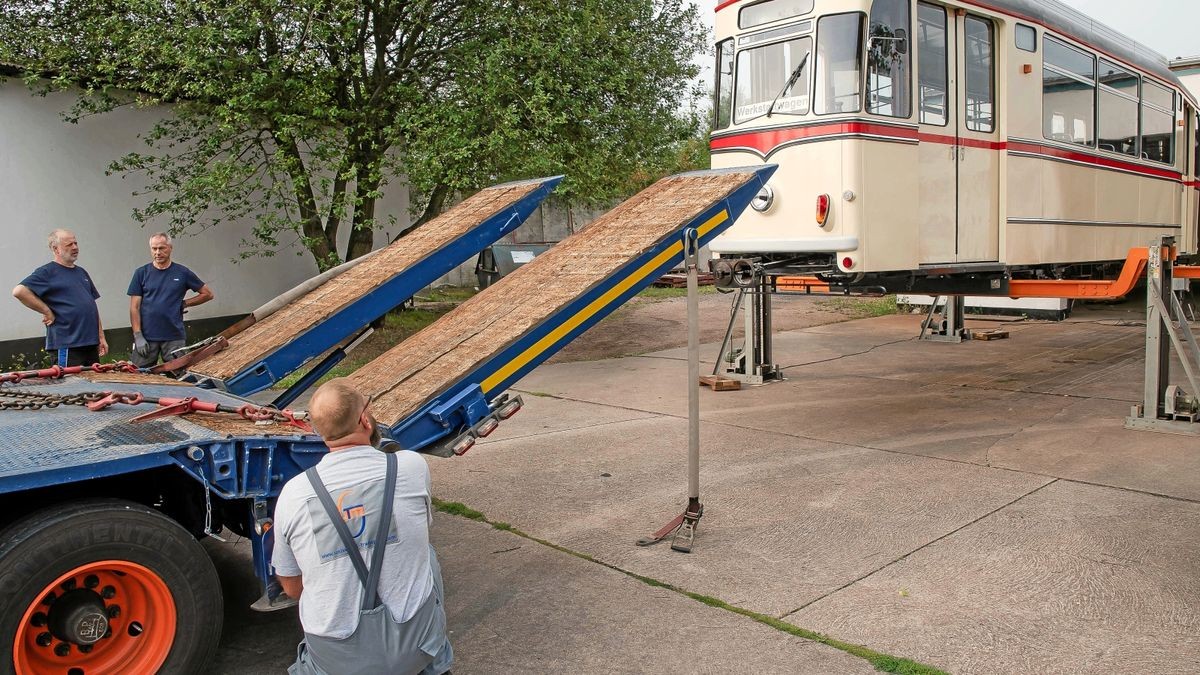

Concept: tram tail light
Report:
left=816, top=194, right=831, bottom=226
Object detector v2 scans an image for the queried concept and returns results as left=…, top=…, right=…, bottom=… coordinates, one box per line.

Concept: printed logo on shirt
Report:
left=306, top=479, right=398, bottom=564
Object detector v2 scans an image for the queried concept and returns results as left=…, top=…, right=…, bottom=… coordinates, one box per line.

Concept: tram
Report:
left=709, top=0, right=1200, bottom=293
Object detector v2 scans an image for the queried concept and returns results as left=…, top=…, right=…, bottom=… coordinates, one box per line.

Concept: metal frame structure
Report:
left=1125, top=236, right=1200, bottom=435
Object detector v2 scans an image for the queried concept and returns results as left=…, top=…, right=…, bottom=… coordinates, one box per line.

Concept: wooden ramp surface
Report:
left=192, top=181, right=542, bottom=380
left=350, top=171, right=756, bottom=427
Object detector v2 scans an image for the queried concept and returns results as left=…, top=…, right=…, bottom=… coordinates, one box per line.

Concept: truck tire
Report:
left=0, top=499, right=222, bottom=675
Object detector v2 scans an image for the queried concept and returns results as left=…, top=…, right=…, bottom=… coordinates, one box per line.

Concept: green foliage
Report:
left=0, top=1, right=708, bottom=270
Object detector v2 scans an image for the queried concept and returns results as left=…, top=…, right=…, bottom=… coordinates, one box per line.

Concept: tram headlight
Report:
left=750, top=184, right=774, bottom=212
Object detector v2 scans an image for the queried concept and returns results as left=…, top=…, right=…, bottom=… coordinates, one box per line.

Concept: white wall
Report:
left=0, top=81, right=409, bottom=343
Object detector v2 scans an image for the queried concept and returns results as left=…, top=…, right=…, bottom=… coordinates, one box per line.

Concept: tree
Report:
left=0, top=0, right=707, bottom=270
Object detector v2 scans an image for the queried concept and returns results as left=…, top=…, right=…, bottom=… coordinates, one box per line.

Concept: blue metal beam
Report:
left=218, top=175, right=563, bottom=396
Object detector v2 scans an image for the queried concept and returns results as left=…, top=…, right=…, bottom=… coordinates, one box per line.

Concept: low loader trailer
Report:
left=0, top=166, right=774, bottom=674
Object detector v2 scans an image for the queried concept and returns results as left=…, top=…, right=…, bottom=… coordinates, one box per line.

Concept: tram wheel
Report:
left=1, top=499, right=222, bottom=675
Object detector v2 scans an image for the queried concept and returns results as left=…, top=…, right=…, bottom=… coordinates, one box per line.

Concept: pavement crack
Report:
left=777, top=336, right=918, bottom=370
left=779, top=479, right=1058, bottom=620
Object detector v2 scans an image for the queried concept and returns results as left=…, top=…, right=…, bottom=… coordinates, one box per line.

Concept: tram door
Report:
left=916, top=4, right=1000, bottom=263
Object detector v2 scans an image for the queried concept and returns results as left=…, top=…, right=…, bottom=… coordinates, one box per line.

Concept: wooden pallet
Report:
left=972, top=329, right=1010, bottom=341
left=698, top=375, right=741, bottom=391
left=652, top=272, right=714, bottom=288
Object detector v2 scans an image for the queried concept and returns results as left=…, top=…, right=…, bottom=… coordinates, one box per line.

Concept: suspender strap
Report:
left=362, top=452, right=397, bottom=610
left=306, top=467, right=371, bottom=587
left=304, top=452, right=398, bottom=610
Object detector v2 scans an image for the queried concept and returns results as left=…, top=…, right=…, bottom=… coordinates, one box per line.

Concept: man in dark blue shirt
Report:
left=127, top=232, right=214, bottom=367
left=12, top=229, right=108, bottom=367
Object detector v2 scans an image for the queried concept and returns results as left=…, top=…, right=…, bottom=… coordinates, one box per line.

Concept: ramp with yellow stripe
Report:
left=347, top=166, right=776, bottom=456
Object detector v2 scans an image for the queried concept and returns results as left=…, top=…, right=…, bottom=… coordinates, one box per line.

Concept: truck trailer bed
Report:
left=0, top=377, right=308, bottom=492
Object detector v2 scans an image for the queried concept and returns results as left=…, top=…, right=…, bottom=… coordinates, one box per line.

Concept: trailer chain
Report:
left=0, top=389, right=106, bottom=411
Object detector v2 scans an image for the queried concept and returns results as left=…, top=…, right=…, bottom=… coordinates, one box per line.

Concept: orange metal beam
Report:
left=778, top=247, right=1192, bottom=300
left=1008, top=247, right=1149, bottom=299
left=776, top=276, right=830, bottom=293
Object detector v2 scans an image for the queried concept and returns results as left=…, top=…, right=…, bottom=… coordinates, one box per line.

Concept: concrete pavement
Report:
left=214, top=305, right=1200, bottom=673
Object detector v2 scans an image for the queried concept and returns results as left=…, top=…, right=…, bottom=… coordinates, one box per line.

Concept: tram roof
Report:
left=968, top=0, right=1186, bottom=93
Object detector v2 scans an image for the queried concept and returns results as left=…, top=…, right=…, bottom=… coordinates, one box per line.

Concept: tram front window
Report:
left=867, top=0, right=911, bottom=118
left=734, top=37, right=813, bottom=123
left=715, top=38, right=735, bottom=129
left=815, top=13, right=864, bottom=115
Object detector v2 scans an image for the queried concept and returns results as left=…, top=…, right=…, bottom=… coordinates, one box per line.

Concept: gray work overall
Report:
left=289, top=453, right=451, bottom=675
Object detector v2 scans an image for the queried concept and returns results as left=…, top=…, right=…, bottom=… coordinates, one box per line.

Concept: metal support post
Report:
left=919, top=295, right=969, bottom=342
left=637, top=228, right=704, bottom=552
left=719, top=272, right=783, bottom=384
left=1125, top=236, right=1200, bottom=435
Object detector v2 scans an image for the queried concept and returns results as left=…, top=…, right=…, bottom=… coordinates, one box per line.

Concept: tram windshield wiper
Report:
left=766, top=52, right=810, bottom=118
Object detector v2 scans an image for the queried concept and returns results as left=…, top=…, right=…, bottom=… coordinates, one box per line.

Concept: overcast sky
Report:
left=1061, top=0, right=1197, bottom=60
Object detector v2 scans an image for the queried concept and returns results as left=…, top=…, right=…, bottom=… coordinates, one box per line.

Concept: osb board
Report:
left=351, top=171, right=756, bottom=427
left=184, top=415, right=309, bottom=437
left=192, top=181, right=542, bottom=379
left=78, top=371, right=190, bottom=386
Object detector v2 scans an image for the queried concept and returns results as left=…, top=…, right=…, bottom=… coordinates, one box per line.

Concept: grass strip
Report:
left=432, top=498, right=947, bottom=675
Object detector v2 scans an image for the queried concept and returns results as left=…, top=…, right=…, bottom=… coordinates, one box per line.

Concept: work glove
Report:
left=133, top=331, right=150, bottom=357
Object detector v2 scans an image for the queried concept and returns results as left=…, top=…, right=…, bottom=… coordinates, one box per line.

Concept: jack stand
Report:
left=919, top=295, right=970, bottom=342
left=1125, top=236, right=1200, bottom=436
left=714, top=271, right=783, bottom=384
left=637, top=229, right=705, bottom=552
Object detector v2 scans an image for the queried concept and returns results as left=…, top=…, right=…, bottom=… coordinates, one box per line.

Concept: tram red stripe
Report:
left=1006, top=141, right=1181, bottom=180
left=916, top=133, right=1005, bottom=150
left=711, top=124, right=1184, bottom=183
left=710, top=122, right=918, bottom=154
left=715, top=0, right=738, bottom=11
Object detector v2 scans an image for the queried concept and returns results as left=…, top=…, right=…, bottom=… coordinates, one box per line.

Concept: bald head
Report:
left=309, top=378, right=370, bottom=442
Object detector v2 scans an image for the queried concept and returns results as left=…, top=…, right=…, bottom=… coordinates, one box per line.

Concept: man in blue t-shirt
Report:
left=127, top=232, right=214, bottom=367
left=12, top=229, right=108, bottom=367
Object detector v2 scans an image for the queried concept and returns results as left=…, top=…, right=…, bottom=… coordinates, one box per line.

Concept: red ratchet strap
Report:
left=85, top=391, right=313, bottom=433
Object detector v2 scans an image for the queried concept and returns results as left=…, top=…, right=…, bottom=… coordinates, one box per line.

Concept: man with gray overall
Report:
left=272, top=379, right=453, bottom=675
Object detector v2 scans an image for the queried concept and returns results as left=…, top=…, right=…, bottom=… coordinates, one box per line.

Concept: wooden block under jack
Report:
left=699, top=375, right=741, bottom=391
left=972, top=329, right=1010, bottom=341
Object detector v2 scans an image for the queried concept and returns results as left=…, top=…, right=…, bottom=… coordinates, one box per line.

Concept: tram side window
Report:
left=867, top=0, right=911, bottom=118
left=1043, top=36, right=1095, bottom=147
left=815, top=13, right=864, bottom=115
left=734, top=37, right=813, bottom=123
left=1141, top=80, right=1175, bottom=165
left=1097, top=60, right=1138, bottom=156
left=1015, top=24, right=1036, bottom=53
left=916, top=3, right=947, bottom=126
left=963, top=16, right=994, bottom=133
left=715, top=39, right=734, bottom=130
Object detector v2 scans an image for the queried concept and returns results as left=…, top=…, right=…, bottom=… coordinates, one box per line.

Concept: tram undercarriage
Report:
left=709, top=236, right=1200, bottom=433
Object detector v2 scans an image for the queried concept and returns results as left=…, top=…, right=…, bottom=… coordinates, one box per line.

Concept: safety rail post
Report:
left=1125, top=235, right=1200, bottom=435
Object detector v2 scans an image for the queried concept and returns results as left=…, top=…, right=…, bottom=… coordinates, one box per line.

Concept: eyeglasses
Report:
left=358, top=393, right=374, bottom=422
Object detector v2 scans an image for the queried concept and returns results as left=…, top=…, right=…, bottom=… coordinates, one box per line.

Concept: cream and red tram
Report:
left=709, top=0, right=1200, bottom=294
